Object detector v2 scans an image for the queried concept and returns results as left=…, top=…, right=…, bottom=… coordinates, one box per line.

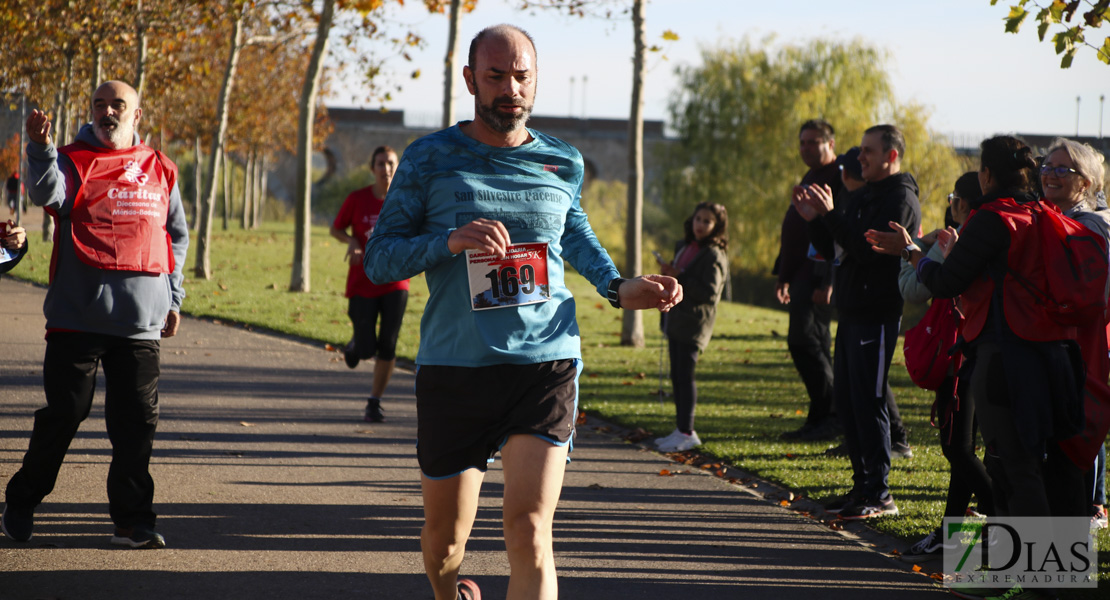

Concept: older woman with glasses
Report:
left=1041, top=138, right=1110, bottom=529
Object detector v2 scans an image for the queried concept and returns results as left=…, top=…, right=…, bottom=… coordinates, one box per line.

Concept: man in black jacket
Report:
left=793, top=124, right=921, bottom=520
left=776, top=119, right=840, bottom=441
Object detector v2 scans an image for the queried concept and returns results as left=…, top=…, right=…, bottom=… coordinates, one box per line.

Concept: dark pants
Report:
left=834, top=317, right=900, bottom=501
left=5, top=332, right=161, bottom=528
left=1085, top=444, right=1106, bottom=508
left=348, top=290, right=408, bottom=361
left=937, top=372, right=994, bottom=518
left=668, top=339, right=700, bottom=433
left=971, top=341, right=1086, bottom=517
left=785, top=278, right=835, bottom=426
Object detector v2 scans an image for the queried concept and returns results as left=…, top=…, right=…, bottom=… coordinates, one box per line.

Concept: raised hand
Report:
left=26, top=109, right=53, bottom=146
left=864, top=221, right=913, bottom=256
left=937, top=226, right=959, bottom=258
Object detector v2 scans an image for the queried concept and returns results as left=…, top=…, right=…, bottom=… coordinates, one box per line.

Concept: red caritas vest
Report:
left=54, top=141, right=176, bottom=276
left=961, top=197, right=1076, bottom=343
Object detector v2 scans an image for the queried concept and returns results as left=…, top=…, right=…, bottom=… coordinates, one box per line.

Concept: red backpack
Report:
left=1010, top=201, right=1109, bottom=326
left=903, top=297, right=963, bottom=391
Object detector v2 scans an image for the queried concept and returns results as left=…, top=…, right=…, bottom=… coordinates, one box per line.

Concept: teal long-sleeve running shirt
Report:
left=364, top=123, right=620, bottom=367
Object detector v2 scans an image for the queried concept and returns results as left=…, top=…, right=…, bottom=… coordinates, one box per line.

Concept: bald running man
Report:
left=365, top=25, right=682, bottom=600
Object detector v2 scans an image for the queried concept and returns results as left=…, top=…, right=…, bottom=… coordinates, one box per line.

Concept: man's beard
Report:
left=474, top=90, right=532, bottom=134
left=95, top=115, right=130, bottom=147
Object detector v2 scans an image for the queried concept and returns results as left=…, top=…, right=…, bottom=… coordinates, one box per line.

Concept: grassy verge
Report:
left=10, top=221, right=1108, bottom=588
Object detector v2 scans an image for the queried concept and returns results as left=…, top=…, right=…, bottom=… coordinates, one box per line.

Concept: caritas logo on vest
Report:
left=109, top=160, right=162, bottom=217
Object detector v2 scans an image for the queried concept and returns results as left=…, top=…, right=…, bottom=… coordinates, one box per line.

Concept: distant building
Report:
left=265, top=107, right=673, bottom=208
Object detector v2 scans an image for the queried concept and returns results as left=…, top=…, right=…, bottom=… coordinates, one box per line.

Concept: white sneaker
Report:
left=656, top=429, right=701, bottom=452
left=653, top=428, right=685, bottom=448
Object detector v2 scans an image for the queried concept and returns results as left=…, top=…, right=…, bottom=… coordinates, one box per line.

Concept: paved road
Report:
left=0, top=277, right=946, bottom=599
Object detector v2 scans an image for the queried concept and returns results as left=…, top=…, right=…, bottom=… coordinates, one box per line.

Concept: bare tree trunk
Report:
left=135, top=0, right=148, bottom=100
left=242, top=151, right=253, bottom=229
left=239, top=152, right=249, bottom=229
left=258, top=155, right=268, bottom=226
left=220, top=145, right=229, bottom=230
left=91, top=45, right=103, bottom=99
left=621, top=0, right=646, bottom=348
left=252, top=148, right=262, bottom=228
left=193, top=135, right=202, bottom=228
left=194, top=3, right=245, bottom=280
left=289, top=0, right=336, bottom=292
left=441, top=0, right=462, bottom=129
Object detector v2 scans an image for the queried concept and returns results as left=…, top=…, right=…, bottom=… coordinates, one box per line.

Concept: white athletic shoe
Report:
left=655, top=429, right=702, bottom=452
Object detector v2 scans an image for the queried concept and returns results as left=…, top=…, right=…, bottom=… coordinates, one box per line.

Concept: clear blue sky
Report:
left=334, top=0, right=1110, bottom=139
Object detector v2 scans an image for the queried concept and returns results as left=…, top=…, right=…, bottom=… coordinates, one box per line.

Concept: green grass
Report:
left=9, top=220, right=1109, bottom=587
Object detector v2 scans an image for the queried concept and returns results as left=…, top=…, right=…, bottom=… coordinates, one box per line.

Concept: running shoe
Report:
left=457, top=578, right=481, bottom=600
left=891, top=441, right=914, bottom=459
left=1, top=505, right=33, bottom=542
left=111, top=525, right=166, bottom=549
left=364, top=398, right=384, bottom=423
left=655, top=429, right=701, bottom=452
left=904, top=526, right=946, bottom=556
left=1092, top=505, right=1108, bottom=530
left=824, top=442, right=848, bottom=458
left=839, top=494, right=899, bottom=520
left=343, top=341, right=359, bottom=369
left=823, top=489, right=863, bottom=514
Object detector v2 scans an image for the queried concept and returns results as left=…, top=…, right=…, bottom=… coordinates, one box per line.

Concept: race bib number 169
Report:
left=465, top=242, right=551, bottom=311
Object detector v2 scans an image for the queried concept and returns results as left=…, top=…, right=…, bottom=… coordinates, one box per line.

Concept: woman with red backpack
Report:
left=877, top=172, right=994, bottom=557
left=1040, top=137, right=1110, bottom=528
left=868, top=136, right=1090, bottom=518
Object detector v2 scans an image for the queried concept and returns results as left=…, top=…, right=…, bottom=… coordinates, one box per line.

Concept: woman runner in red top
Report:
left=330, top=145, right=409, bottom=423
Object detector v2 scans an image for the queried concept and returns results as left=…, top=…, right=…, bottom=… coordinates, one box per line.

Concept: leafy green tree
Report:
left=992, top=0, right=1110, bottom=67
left=660, top=37, right=963, bottom=276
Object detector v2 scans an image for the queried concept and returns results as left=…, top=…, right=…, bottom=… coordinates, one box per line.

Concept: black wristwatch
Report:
left=607, top=277, right=627, bottom=309
left=901, top=244, right=920, bottom=262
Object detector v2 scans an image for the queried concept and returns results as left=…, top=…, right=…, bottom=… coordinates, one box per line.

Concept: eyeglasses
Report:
left=947, top=193, right=960, bottom=203
left=1041, top=164, right=1080, bottom=178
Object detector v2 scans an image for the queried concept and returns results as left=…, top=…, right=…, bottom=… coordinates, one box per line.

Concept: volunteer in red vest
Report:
left=874, top=135, right=1087, bottom=518
left=2, top=81, right=189, bottom=549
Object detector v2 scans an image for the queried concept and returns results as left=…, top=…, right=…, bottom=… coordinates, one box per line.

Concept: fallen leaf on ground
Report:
left=658, top=469, right=674, bottom=476
left=587, top=483, right=604, bottom=489
left=325, top=343, right=337, bottom=352
left=912, top=565, right=922, bottom=573
left=239, top=421, right=254, bottom=427
left=576, top=411, right=588, bottom=426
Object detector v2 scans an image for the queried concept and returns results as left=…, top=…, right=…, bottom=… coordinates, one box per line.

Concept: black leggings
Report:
left=936, top=371, right=994, bottom=518
left=668, top=339, right=700, bottom=433
left=348, top=290, right=408, bottom=361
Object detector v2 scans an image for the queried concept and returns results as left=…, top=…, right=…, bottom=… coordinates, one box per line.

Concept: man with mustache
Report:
left=2, top=80, right=189, bottom=549
left=365, top=24, right=682, bottom=600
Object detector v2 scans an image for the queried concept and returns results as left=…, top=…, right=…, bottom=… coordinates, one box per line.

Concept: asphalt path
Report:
left=0, top=276, right=947, bottom=599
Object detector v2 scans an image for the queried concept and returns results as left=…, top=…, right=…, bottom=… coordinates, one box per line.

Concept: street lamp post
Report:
left=1075, top=96, right=1081, bottom=137
left=1100, top=94, right=1105, bottom=139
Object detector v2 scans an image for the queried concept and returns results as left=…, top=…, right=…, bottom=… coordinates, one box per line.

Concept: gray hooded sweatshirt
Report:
left=27, top=124, right=189, bottom=339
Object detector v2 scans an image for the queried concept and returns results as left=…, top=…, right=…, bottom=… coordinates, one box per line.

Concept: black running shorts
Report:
left=415, top=359, right=579, bottom=479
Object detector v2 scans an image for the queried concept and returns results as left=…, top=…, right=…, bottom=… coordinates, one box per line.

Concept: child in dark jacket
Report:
left=654, top=202, right=730, bottom=453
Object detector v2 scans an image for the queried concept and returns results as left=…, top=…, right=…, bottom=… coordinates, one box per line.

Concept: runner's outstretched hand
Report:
left=618, top=274, right=683, bottom=312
